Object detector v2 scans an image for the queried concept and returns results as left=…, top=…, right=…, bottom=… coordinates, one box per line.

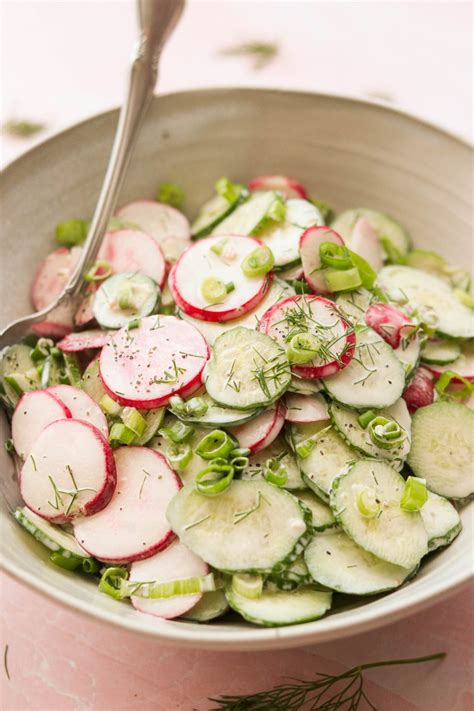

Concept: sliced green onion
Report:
left=357, top=410, right=376, bottom=428
left=99, top=565, right=216, bottom=600
left=156, top=181, right=185, bottom=209
left=454, top=289, right=474, bottom=308
left=225, top=281, right=235, bottom=294
left=267, top=195, right=286, bottom=223
left=291, top=279, right=312, bottom=295
left=215, top=177, right=242, bottom=204
left=264, top=458, right=287, bottom=487
left=63, top=353, right=82, bottom=387
left=367, top=416, right=406, bottom=449
left=49, top=552, right=83, bottom=571
left=127, top=319, right=141, bottom=330
left=323, top=266, right=362, bottom=292
left=356, top=487, right=380, bottom=519
left=169, top=394, right=185, bottom=413
left=201, top=276, right=228, bottom=304
left=348, top=250, right=377, bottom=290
left=380, top=237, right=405, bottom=265
left=84, top=260, right=113, bottom=283
left=210, top=238, right=229, bottom=257
left=230, top=455, right=249, bottom=472
left=122, top=408, right=147, bottom=438
left=4, top=373, right=31, bottom=397
left=232, top=573, right=263, bottom=599
left=109, top=422, right=137, bottom=446
left=55, top=219, right=88, bottom=247
left=159, top=421, right=194, bottom=444
left=99, top=393, right=123, bottom=416
left=208, top=457, right=230, bottom=468
left=295, top=437, right=317, bottom=459
left=184, top=396, right=209, bottom=418
left=195, top=430, right=236, bottom=460
left=400, top=476, right=428, bottom=512
left=4, top=438, right=14, bottom=454
left=435, top=370, right=473, bottom=401
left=30, top=338, right=54, bottom=362
left=405, top=248, right=445, bottom=271
left=81, top=558, right=100, bottom=574
left=319, top=242, right=353, bottom=270
left=166, top=442, right=192, bottom=471
left=287, top=332, right=320, bottom=364
left=99, top=566, right=129, bottom=599
left=230, top=447, right=251, bottom=458
left=241, top=246, right=275, bottom=278
left=195, top=463, right=234, bottom=496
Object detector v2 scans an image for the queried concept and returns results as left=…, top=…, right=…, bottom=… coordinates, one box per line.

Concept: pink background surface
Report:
left=1, top=1, right=473, bottom=709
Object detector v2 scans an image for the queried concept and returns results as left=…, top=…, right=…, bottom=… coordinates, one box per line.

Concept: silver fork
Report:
left=0, top=0, right=184, bottom=349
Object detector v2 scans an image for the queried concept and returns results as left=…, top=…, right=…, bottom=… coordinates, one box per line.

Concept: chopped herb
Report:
left=219, top=41, right=279, bottom=70
left=184, top=514, right=211, bottom=531
left=3, top=644, right=9, bottom=681
left=3, top=118, right=45, bottom=138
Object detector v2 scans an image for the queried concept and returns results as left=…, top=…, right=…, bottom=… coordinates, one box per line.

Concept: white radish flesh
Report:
left=350, top=217, right=384, bottom=272
left=20, top=419, right=116, bottom=523
left=74, top=446, right=180, bottom=563
left=300, top=226, right=344, bottom=294
left=98, top=229, right=167, bottom=288
left=31, top=246, right=82, bottom=311
left=116, top=200, right=191, bottom=248
left=248, top=175, right=308, bottom=199
left=46, top=384, right=108, bottom=438
left=229, top=401, right=286, bottom=453
left=57, top=329, right=110, bottom=352
left=130, top=540, right=208, bottom=619
left=285, top=393, right=329, bottom=423
left=12, top=390, right=72, bottom=459
left=99, top=315, right=209, bottom=408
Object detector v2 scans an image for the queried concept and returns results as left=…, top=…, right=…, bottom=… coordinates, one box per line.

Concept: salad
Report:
left=1, top=174, right=473, bottom=627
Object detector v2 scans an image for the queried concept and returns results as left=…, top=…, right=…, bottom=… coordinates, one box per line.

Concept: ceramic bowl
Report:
left=1, top=89, right=472, bottom=650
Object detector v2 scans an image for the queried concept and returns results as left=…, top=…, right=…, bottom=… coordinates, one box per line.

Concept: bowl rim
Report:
left=1, top=87, right=472, bottom=650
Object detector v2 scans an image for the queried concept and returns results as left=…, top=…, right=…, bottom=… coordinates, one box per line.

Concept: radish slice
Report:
left=20, top=419, right=116, bottom=523
left=12, top=390, right=72, bottom=460
left=403, top=367, right=435, bottom=412
left=75, top=289, right=96, bottom=328
left=130, top=540, right=208, bottom=619
left=115, top=200, right=191, bottom=250
left=159, top=236, right=191, bottom=265
left=365, top=303, right=416, bottom=349
left=229, top=401, right=286, bottom=454
left=57, top=329, right=110, bottom=352
left=278, top=264, right=304, bottom=281
left=300, top=226, right=345, bottom=294
left=350, top=217, right=384, bottom=272
left=259, top=294, right=355, bottom=378
left=98, top=229, right=167, bottom=288
left=74, top=447, right=179, bottom=563
left=285, top=393, right=329, bottom=423
left=99, top=315, right=209, bottom=408
left=248, top=175, right=308, bottom=200
left=31, top=246, right=82, bottom=311
left=424, top=348, right=474, bottom=382
left=169, top=235, right=272, bottom=322
left=46, top=385, right=108, bottom=438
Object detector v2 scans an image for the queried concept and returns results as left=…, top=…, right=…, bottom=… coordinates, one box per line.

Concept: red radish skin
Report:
left=284, top=393, right=329, bottom=423
left=365, top=303, right=416, bottom=349
left=20, top=418, right=116, bottom=523
left=229, top=401, right=286, bottom=454
left=57, top=329, right=110, bottom=352
left=31, top=246, right=82, bottom=311
left=73, top=447, right=180, bottom=563
left=424, top=351, right=474, bottom=383
left=259, top=294, right=356, bottom=378
left=130, top=540, right=208, bottom=619
left=116, top=200, right=191, bottom=248
left=12, top=390, right=72, bottom=460
left=249, top=175, right=308, bottom=200
left=300, top=226, right=345, bottom=294
left=46, top=385, right=108, bottom=438
left=99, top=315, right=209, bottom=408
left=31, top=320, right=72, bottom=339
left=169, top=235, right=273, bottom=323
left=98, top=229, right=167, bottom=288
left=350, top=217, right=384, bottom=272
left=402, top=367, right=435, bottom=412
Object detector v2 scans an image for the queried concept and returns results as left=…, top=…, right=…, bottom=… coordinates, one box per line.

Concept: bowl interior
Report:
left=0, top=89, right=472, bottom=649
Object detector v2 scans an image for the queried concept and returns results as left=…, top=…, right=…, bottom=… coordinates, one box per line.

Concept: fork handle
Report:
left=68, top=0, right=185, bottom=300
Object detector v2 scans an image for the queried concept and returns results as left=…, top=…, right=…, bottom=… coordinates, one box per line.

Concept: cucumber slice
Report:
left=204, top=327, right=291, bottom=410
left=289, top=422, right=359, bottom=502
left=421, top=491, right=462, bottom=551
left=378, top=266, right=474, bottom=339
left=0, top=344, right=39, bottom=407
left=335, top=288, right=374, bottom=325
left=267, top=556, right=313, bottom=591
left=93, top=272, right=160, bottom=329
left=134, top=408, right=165, bottom=445
left=408, top=402, right=474, bottom=499
left=304, top=529, right=412, bottom=595
left=178, top=278, right=294, bottom=346
left=212, top=190, right=284, bottom=237
left=296, top=490, right=336, bottom=531
left=421, top=339, right=461, bottom=365
left=15, top=506, right=91, bottom=562
left=322, top=327, right=405, bottom=409
left=225, top=583, right=331, bottom=627
left=81, top=358, right=107, bottom=404
left=166, top=480, right=309, bottom=574
left=331, top=208, right=411, bottom=258
left=330, top=460, right=428, bottom=569
left=241, top=435, right=307, bottom=490
left=259, top=199, right=323, bottom=269
left=394, top=334, right=422, bottom=381
left=181, top=589, right=229, bottom=622
left=288, top=376, right=323, bottom=395
left=171, top=392, right=260, bottom=428
left=329, top=398, right=411, bottom=470
left=191, top=186, right=248, bottom=238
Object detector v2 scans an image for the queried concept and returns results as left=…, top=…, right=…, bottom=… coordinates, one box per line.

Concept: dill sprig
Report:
left=208, top=652, right=446, bottom=710
left=3, top=118, right=45, bottom=138
left=219, top=41, right=279, bottom=70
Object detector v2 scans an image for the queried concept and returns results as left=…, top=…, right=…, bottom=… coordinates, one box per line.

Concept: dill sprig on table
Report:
left=207, top=652, right=446, bottom=710
left=219, top=42, right=279, bottom=70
